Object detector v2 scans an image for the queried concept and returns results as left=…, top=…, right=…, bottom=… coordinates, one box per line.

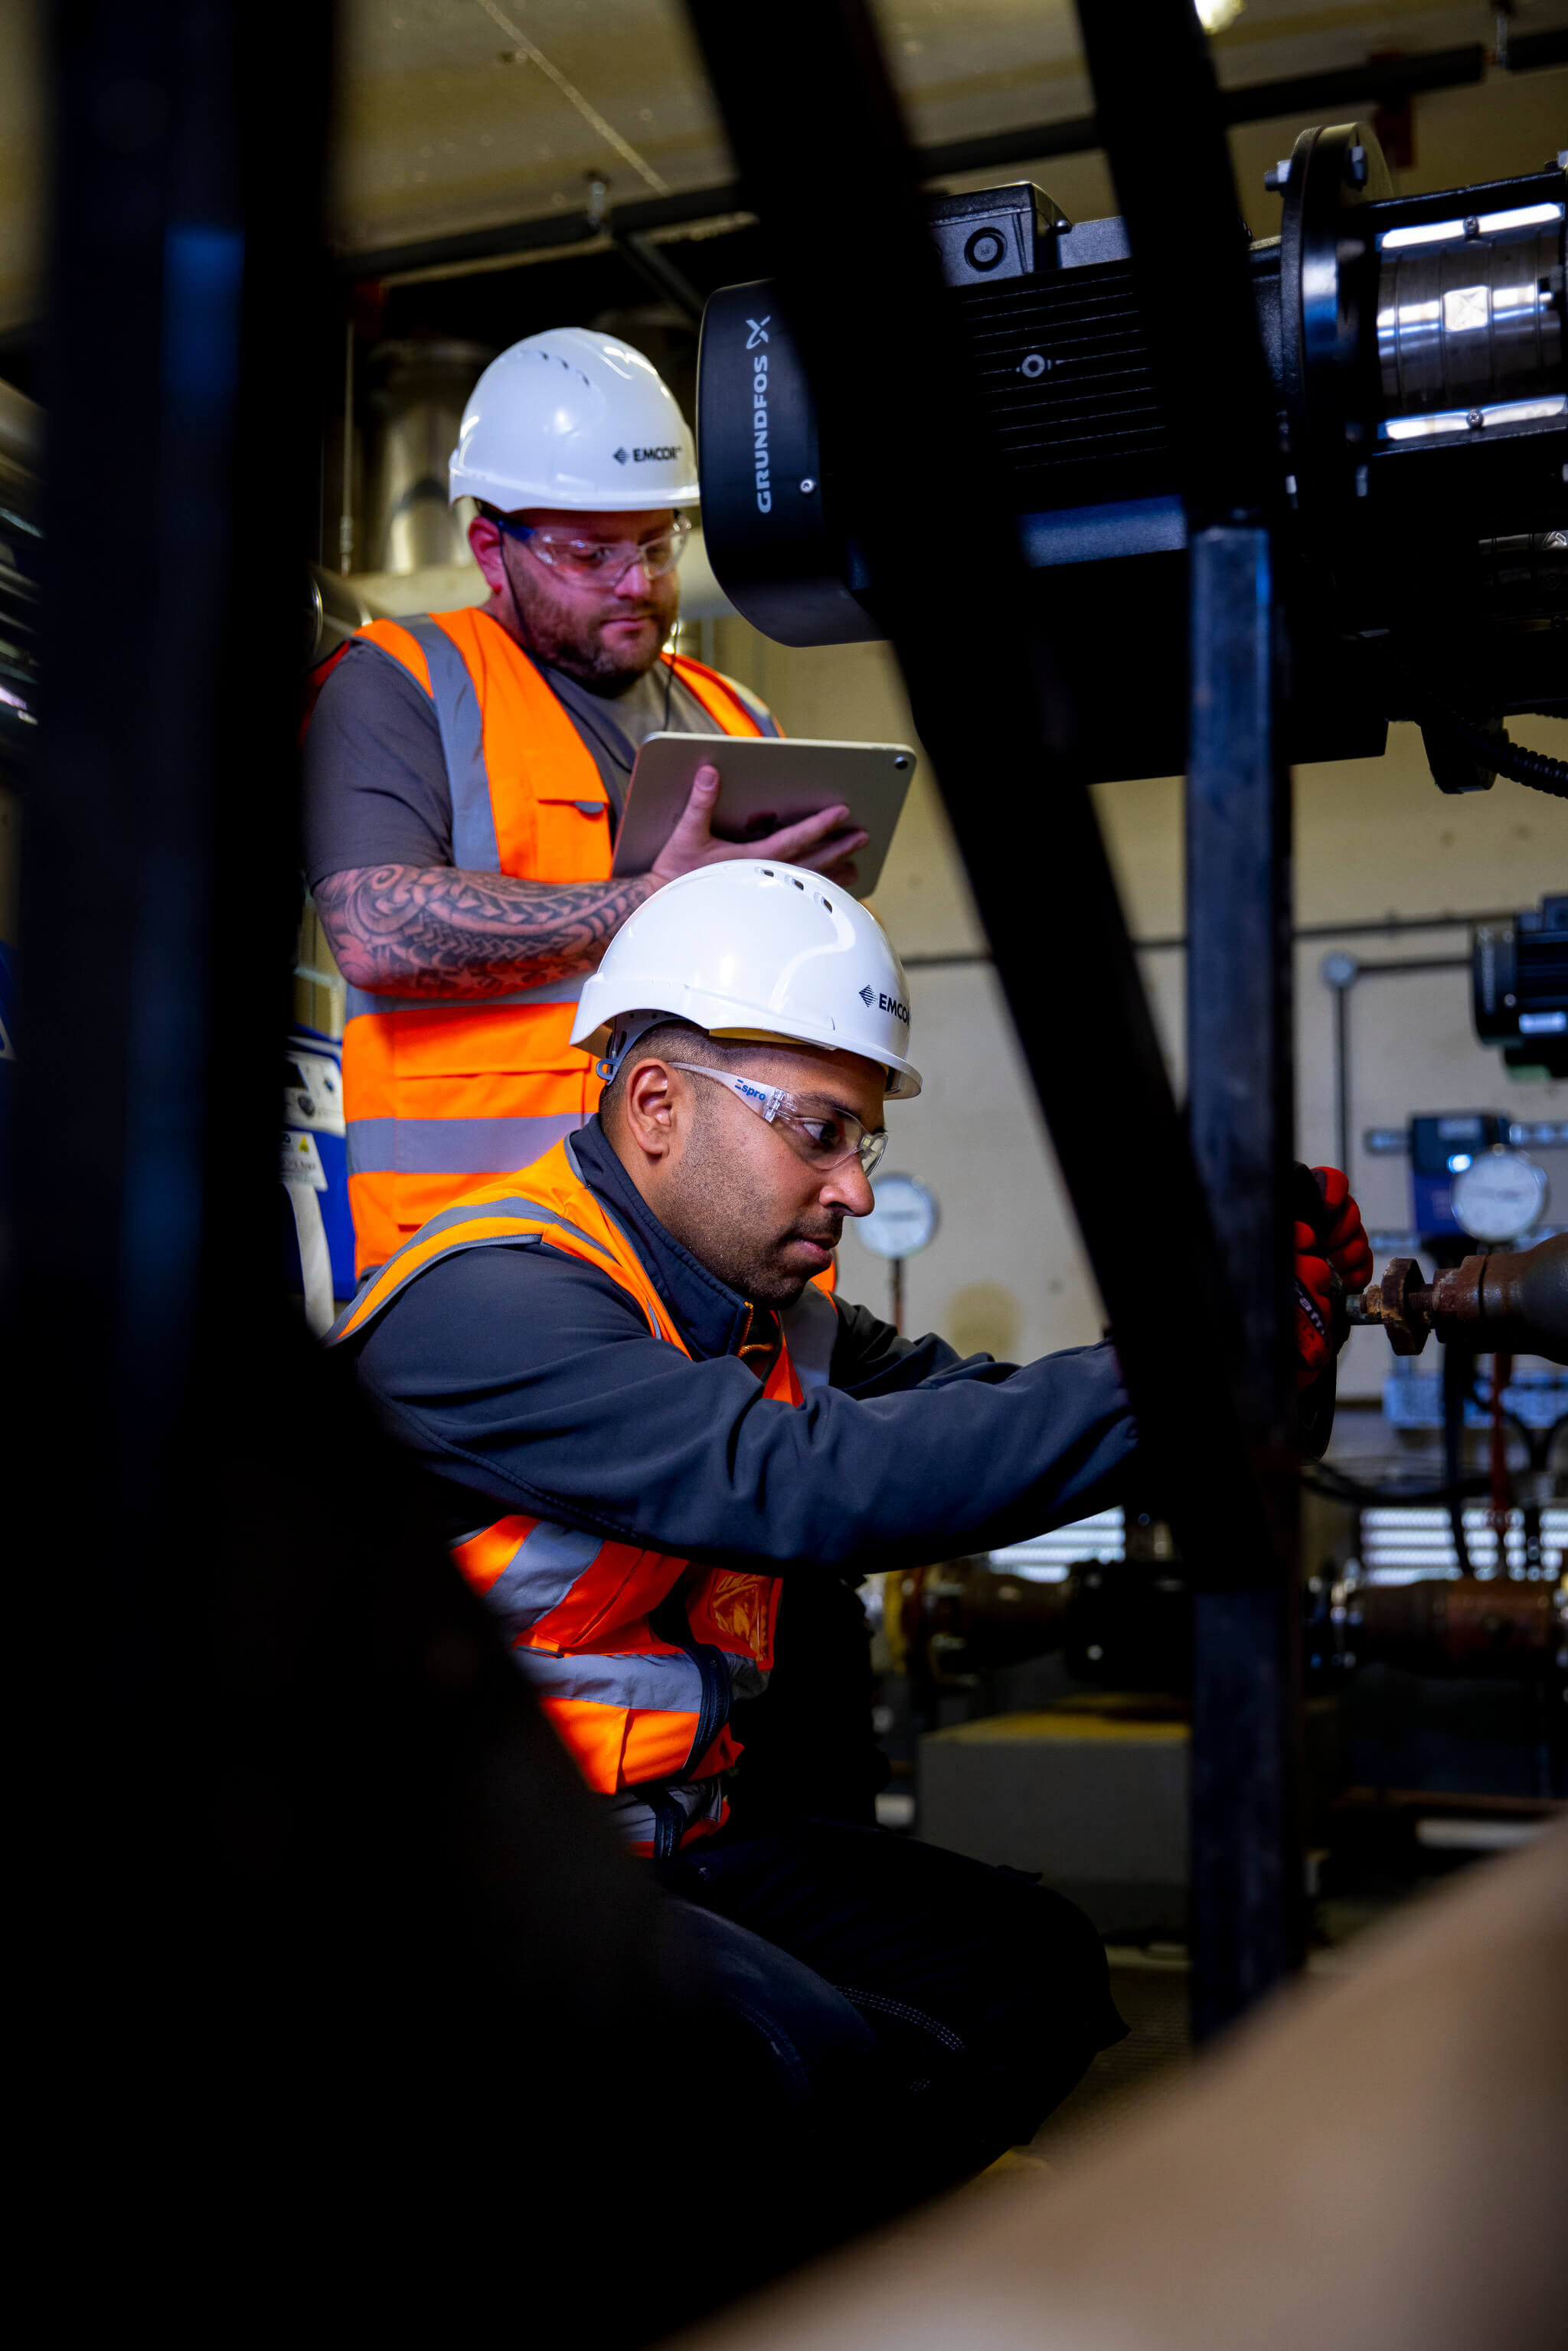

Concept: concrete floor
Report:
left=1030, top=1950, right=1193, bottom=2164
left=1020, top=1901, right=1413, bottom=2173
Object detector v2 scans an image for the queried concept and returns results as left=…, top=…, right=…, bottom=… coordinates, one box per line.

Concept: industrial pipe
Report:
left=1348, top=1231, right=1568, bottom=1361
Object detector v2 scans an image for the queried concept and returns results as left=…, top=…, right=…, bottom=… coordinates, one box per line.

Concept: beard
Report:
left=655, top=1096, right=845, bottom=1304
left=501, top=543, right=675, bottom=694
left=684, top=1213, right=844, bottom=1307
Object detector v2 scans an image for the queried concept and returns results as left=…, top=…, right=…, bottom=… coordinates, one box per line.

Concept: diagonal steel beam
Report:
left=685, top=0, right=1306, bottom=2032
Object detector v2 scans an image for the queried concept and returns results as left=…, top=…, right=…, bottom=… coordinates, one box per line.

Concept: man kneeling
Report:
left=330, top=858, right=1363, bottom=2209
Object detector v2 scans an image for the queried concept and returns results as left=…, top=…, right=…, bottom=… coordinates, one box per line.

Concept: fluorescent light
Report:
left=1382, top=396, right=1566, bottom=441
left=1476, top=202, right=1565, bottom=235
left=1381, top=217, right=1465, bottom=251
left=1380, top=201, right=1563, bottom=251
left=1194, top=0, right=1244, bottom=29
left=1416, top=1818, right=1548, bottom=1853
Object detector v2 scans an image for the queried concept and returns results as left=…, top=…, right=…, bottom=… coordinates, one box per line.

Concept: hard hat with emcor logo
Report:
left=449, top=327, right=700, bottom=514
left=573, top=859, right=923, bottom=1097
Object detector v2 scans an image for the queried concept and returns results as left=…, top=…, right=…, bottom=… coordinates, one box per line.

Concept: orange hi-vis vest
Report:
left=339, top=609, right=769, bottom=1277
left=328, top=1136, right=800, bottom=1857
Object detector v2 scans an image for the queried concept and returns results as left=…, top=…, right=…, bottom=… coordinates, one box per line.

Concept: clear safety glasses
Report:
left=497, top=511, right=693, bottom=583
left=670, top=1063, right=887, bottom=1179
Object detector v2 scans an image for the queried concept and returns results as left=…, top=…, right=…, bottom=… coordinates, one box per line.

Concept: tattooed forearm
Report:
left=313, top=864, right=662, bottom=999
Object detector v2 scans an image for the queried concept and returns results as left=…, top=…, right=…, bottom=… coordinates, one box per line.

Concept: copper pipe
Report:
left=1346, top=1232, right=1568, bottom=1365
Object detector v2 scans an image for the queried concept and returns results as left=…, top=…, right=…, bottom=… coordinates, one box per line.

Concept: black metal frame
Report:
left=12, top=9, right=710, bottom=2315
left=1076, top=0, right=1303, bottom=2029
left=684, top=0, right=1306, bottom=2032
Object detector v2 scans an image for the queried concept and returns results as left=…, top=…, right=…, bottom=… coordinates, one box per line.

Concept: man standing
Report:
left=329, top=859, right=1369, bottom=2199
left=304, top=328, right=863, bottom=1279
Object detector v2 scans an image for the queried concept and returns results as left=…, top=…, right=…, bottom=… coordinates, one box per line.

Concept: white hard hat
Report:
left=448, top=327, right=699, bottom=513
left=573, top=860, right=922, bottom=1098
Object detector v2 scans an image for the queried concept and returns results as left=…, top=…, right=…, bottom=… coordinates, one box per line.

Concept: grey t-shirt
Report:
left=303, top=621, right=773, bottom=889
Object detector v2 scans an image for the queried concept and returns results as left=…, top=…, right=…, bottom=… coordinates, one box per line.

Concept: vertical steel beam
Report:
left=13, top=20, right=805, bottom=2332
left=1070, top=1, right=1305, bottom=2031
left=1185, top=527, right=1302, bottom=2029
left=16, top=0, right=337, bottom=2228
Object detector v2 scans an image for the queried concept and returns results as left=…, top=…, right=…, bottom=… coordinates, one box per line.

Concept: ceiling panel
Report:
left=0, top=1, right=1565, bottom=335
left=327, top=0, right=1568, bottom=257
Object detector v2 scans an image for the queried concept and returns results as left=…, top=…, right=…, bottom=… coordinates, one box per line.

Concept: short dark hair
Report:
left=598, top=1021, right=763, bottom=1126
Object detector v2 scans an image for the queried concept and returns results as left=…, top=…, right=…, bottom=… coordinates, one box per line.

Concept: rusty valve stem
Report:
left=1345, top=1231, right=1568, bottom=1362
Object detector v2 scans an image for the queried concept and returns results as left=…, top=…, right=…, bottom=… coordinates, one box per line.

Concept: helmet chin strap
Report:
left=596, top=1012, right=681, bottom=1084
left=599, top=1017, right=852, bottom=1087
left=497, top=531, right=541, bottom=659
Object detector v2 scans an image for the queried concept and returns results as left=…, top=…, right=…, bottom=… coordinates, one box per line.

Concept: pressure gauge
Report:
left=858, top=1172, right=939, bottom=1261
left=1450, top=1146, right=1549, bottom=1244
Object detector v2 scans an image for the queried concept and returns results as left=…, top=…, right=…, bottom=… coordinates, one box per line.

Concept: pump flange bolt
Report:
left=1347, top=144, right=1368, bottom=187
left=1264, top=159, right=1292, bottom=192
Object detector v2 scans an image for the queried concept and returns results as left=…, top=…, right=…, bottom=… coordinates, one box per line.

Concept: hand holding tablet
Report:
left=651, top=762, right=867, bottom=892
left=612, top=733, right=917, bottom=901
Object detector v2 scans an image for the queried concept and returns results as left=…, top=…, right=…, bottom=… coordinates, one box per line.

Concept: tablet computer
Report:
left=611, top=733, right=916, bottom=900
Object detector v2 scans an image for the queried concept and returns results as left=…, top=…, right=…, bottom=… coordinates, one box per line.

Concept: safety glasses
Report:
left=497, top=511, right=692, bottom=583
left=669, top=1064, right=887, bottom=1179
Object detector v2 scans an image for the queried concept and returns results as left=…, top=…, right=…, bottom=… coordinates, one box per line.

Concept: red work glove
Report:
left=1295, top=1224, right=1335, bottom=1391
left=1310, top=1166, right=1373, bottom=1290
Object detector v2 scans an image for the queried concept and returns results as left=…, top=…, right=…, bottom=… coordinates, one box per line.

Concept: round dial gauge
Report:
left=1450, top=1146, right=1549, bottom=1244
left=858, top=1172, right=939, bottom=1261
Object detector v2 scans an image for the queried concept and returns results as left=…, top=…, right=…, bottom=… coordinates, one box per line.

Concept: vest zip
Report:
left=645, top=1790, right=688, bottom=1861
left=650, top=1591, right=731, bottom=1776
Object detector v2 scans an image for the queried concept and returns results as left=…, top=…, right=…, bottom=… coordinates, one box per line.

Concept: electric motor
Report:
left=697, top=129, right=1567, bottom=788
left=1473, top=894, right=1568, bottom=1077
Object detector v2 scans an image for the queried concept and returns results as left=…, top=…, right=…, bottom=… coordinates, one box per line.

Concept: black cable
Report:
left=1498, top=1404, right=1568, bottom=1476
left=1301, top=1464, right=1491, bottom=1508
left=1428, top=709, right=1568, bottom=797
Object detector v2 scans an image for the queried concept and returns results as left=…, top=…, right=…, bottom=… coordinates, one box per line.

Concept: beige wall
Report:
left=710, top=618, right=1568, bottom=1394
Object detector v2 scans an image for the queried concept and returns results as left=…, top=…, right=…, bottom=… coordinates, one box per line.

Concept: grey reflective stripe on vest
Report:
left=511, top=1646, right=708, bottom=1713
left=482, top=1519, right=606, bottom=1642
left=686, top=659, right=781, bottom=739
left=345, top=1111, right=586, bottom=1176
left=341, top=972, right=586, bottom=1025
left=398, top=616, right=503, bottom=872
left=324, top=1188, right=642, bottom=1343
left=503, top=1632, right=764, bottom=1708
left=376, top=1185, right=615, bottom=1262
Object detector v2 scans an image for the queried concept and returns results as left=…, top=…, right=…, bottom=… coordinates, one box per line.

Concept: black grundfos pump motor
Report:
left=697, top=126, right=1566, bottom=793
